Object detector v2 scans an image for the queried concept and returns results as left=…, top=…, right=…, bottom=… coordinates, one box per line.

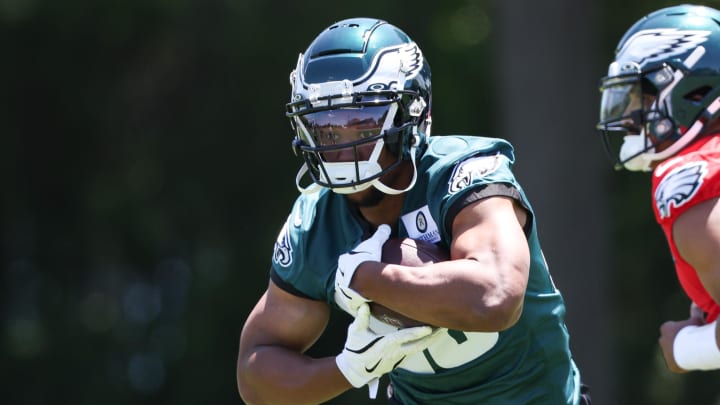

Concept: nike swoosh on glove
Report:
left=336, top=303, right=442, bottom=398
left=334, top=224, right=391, bottom=317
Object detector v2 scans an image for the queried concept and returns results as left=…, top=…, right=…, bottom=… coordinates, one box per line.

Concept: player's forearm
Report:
left=353, top=259, right=525, bottom=332
left=237, top=346, right=351, bottom=405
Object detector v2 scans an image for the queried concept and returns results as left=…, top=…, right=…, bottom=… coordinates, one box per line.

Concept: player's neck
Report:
left=357, top=192, right=405, bottom=230
left=365, top=161, right=414, bottom=225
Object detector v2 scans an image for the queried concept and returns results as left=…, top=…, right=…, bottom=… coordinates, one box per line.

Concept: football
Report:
left=368, top=237, right=449, bottom=331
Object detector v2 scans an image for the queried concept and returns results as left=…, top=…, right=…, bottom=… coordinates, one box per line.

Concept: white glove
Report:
left=336, top=303, right=438, bottom=398
left=334, top=224, right=391, bottom=316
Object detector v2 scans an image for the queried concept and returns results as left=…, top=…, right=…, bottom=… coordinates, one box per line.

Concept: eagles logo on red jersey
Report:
left=654, top=161, right=707, bottom=219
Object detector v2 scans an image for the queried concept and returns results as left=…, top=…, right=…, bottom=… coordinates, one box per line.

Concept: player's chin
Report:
left=345, top=186, right=386, bottom=207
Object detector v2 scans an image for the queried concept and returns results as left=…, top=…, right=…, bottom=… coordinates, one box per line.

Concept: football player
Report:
left=238, top=17, right=588, bottom=404
left=597, top=4, right=720, bottom=373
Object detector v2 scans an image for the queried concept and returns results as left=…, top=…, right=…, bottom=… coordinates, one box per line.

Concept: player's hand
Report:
left=690, top=302, right=706, bottom=323
left=334, top=224, right=391, bottom=316
left=336, top=303, right=441, bottom=398
left=658, top=316, right=704, bottom=373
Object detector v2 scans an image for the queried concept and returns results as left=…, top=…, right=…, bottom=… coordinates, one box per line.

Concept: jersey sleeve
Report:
left=445, top=182, right=532, bottom=237
left=268, top=194, right=333, bottom=301
left=267, top=191, right=365, bottom=304
left=425, top=143, right=532, bottom=240
left=652, top=137, right=720, bottom=223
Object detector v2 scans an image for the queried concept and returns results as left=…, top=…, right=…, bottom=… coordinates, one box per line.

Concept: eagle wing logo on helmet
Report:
left=654, top=161, right=707, bottom=218
left=357, top=43, right=424, bottom=88
left=617, top=28, right=711, bottom=64
left=399, top=42, right=423, bottom=78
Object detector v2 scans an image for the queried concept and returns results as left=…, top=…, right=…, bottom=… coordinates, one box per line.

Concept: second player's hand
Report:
left=659, top=316, right=704, bottom=373
left=690, top=302, right=706, bottom=323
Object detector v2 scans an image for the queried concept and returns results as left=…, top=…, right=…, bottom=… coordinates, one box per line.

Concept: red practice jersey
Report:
left=652, top=134, right=720, bottom=322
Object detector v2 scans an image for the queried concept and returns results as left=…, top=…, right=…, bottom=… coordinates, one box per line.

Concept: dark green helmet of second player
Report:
left=597, top=5, right=720, bottom=171
left=286, top=18, right=432, bottom=194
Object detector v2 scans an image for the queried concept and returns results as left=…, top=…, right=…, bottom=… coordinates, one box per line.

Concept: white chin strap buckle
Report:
left=321, top=161, right=382, bottom=194
left=619, top=134, right=654, bottom=172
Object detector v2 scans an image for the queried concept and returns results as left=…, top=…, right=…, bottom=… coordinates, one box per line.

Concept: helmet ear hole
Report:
left=683, top=85, right=713, bottom=102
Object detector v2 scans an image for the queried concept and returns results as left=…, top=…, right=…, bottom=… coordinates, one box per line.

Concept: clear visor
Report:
left=598, top=77, right=657, bottom=133
left=599, top=81, right=643, bottom=129
left=299, top=105, right=391, bottom=145
left=296, top=105, right=393, bottom=162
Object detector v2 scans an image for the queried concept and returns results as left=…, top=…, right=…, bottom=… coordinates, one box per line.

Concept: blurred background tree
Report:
left=2, top=0, right=720, bottom=404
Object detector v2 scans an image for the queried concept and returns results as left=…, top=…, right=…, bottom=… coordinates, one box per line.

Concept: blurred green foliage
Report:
left=2, top=0, right=720, bottom=404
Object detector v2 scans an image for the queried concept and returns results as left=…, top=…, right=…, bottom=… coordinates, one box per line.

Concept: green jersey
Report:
left=270, top=135, right=582, bottom=404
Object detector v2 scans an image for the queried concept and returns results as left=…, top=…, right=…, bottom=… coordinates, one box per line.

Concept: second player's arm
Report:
left=672, top=196, right=720, bottom=352
left=674, top=196, right=720, bottom=310
left=659, top=196, right=720, bottom=372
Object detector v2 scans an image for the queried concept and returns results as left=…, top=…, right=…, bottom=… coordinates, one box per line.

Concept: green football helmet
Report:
left=286, top=18, right=432, bottom=194
left=597, top=5, right=720, bottom=171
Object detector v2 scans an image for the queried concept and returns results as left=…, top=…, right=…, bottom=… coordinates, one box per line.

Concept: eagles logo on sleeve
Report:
left=273, top=218, right=293, bottom=267
left=448, top=154, right=502, bottom=193
left=654, top=161, right=707, bottom=218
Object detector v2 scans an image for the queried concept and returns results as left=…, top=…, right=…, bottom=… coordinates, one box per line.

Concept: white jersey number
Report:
left=399, top=329, right=499, bottom=373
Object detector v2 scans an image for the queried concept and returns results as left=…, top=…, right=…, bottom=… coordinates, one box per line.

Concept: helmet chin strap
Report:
left=619, top=95, right=720, bottom=173
left=332, top=137, right=419, bottom=195
left=295, top=164, right=323, bottom=194
left=619, top=133, right=654, bottom=172
left=644, top=96, right=720, bottom=162
left=294, top=134, right=421, bottom=195
left=294, top=139, right=386, bottom=195
left=369, top=144, right=418, bottom=195
left=621, top=99, right=719, bottom=172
